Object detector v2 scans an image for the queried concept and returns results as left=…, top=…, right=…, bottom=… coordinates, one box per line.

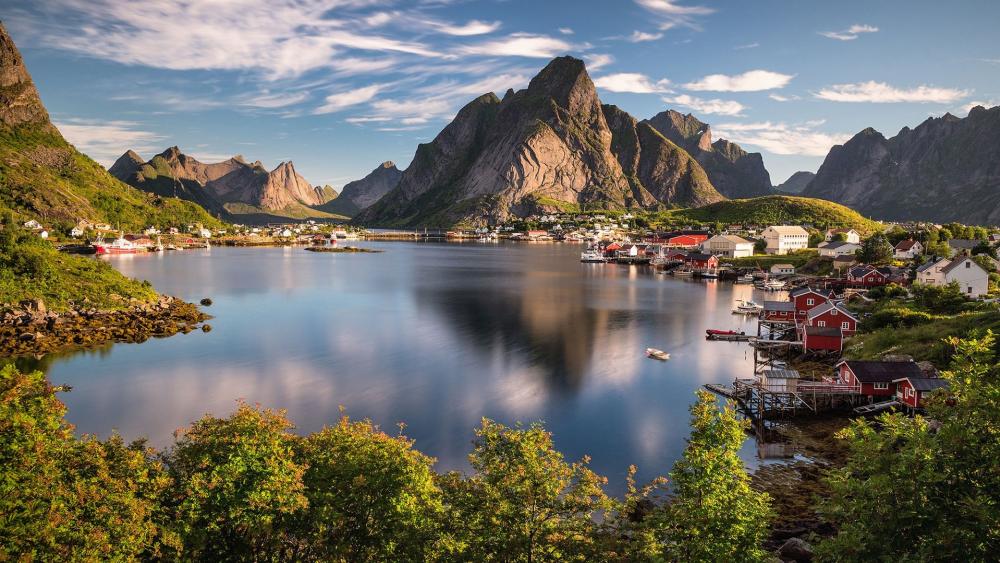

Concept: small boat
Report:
left=735, top=273, right=754, bottom=284
left=732, top=299, right=763, bottom=314
left=762, top=279, right=786, bottom=291
left=646, top=348, right=670, bottom=361
left=701, top=270, right=719, bottom=279
left=673, top=268, right=694, bottom=277
left=580, top=248, right=606, bottom=263
left=706, top=329, right=745, bottom=337
left=93, top=235, right=141, bottom=255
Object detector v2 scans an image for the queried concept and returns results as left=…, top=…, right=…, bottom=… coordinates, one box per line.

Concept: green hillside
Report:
left=661, top=195, right=881, bottom=234
left=0, top=125, right=222, bottom=230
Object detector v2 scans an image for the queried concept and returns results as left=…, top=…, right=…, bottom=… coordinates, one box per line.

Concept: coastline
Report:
left=1, top=296, right=211, bottom=357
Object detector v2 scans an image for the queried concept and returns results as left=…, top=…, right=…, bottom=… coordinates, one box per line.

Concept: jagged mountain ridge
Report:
left=645, top=110, right=773, bottom=198
left=111, top=147, right=334, bottom=218
left=775, top=171, right=816, bottom=194
left=802, top=106, right=1000, bottom=224
left=0, top=22, right=220, bottom=229
left=315, top=161, right=402, bottom=216
left=357, top=57, right=731, bottom=227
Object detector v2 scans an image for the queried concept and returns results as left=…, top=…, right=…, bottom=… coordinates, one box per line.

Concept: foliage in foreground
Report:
left=0, top=215, right=158, bottom=310
left=819, top=332, right=1000, bottom=561
left=0, top=368, right=772, bottom=562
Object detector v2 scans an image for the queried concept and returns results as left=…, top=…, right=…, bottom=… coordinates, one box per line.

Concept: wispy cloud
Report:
left=768, top=93, right=800, bottom=102
left=683, top=69, right=793, bottom=91
left=819, top=24, right=879, bottom=41
left=958, top=100, right=999, bottom=114
left=55, top=118, right=164, bottom=166
left=713, top=120, right=851, bottom=156
left=558, top=27, right=574, bottom=35
left=663, top=94, right=744, bottom=116
left=585, top=54, right=615, bottom=71
left=314, top=84, right=386, bottom=114
left=422, top=18, right=501, bottom=36
left=594, top=73, right=671, bottom=93
left=634, top=0, right=715, bottom=30
left=628, top=30, right=663, bottom=42
left=240, top=91, right=311, bottom=109
left=815, top=81, right=969, bottom=103
left=458, top=33, right=574, bottom=58
left=734, top=42, right=759, bottom=50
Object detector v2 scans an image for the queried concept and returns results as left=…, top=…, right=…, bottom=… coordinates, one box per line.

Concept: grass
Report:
left=656, top=195, right=882, bottom=234
left=722, top=250, right=819, bottom=269
left=844, top=310, right=1000, bottom=364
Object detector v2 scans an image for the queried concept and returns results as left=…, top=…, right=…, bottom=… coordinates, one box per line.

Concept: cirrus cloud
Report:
left=815, top=81, right=970, bottom=103
left=683, top=69, right=794, bottom=92
left=819, top=24, right=878, bottom=41
left=662, top=94, right=744, bottom=116
left=594, top=73, right=671, bottom=93
left=712, top=120, right=851, bottom=156
left=458, top=33, right=574, bottom=58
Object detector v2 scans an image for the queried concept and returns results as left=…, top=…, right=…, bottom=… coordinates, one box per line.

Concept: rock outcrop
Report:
left=775, top=171, right=816, bottom=194
left=356, top=56, right=725, bottom=227
left=802, top=106, right=1000, bottom=224
left=0, top=22, right=54, bottom=131
left=646, top=110, right=773, bottom=198
left=316, top=161, right=403, bottom=216
left=111, top=147, right=326, bottom=216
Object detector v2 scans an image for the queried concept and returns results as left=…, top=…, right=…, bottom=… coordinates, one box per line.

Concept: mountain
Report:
left=665, top=195, right=880, bottom=234
left=356, top=56, right=724, bottom=227
left=645, top=110, right=773, bottom=199
left=111, top=147, right=346, bottom=221
left=315, top=161, right=402, bottom=216
left=802, top=106, right=1000, bottom=224
left=0, top=22, right=220, bottom=229
left=775, top=171, right=816, bottom=194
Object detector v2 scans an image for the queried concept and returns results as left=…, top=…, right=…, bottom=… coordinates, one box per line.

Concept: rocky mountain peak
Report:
left=0, top=22, right=56, bottom=130
left=157, top=146, right=183, bottom=161
left=379, top=161, right=397, bottom=169
left=526, top=56, right=600, bottom=117
left=109, top=149, right=145, bottom=180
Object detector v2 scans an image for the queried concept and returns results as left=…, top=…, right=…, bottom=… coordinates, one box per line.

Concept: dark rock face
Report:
left=803, top=106, right=1000, bottom=224
left=0, top=22, right=55, bottom=131
left=316, top=161, right=403, bottom=216
left=776, top=171, right=816, bottom=193
left=645, top=110, right=773, bottom=198
left=356, top=57, right=725, bottom=227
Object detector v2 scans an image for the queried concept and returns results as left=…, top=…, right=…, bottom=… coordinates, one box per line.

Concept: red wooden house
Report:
left=789, top=287, right=836, bottom=321
left=836, top=360, right=924, bottom=398
left=761, top=301, right=795, bottom=323
left=803, top=325, right=843, bottom=352
left=847, top=265, right=890, bottom=287
left=684, top=252, right=719, bottom=269
left=893, top=376, right=949, bottom=409
left=804, top=301, right=858, bottom=336
left=666, top=234, right=708, bottom=247
left=665, top=249, right=689, bottom=261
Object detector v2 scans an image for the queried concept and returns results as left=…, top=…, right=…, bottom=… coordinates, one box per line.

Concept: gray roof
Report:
left=763, top=369, right=801, bottom=379
left=840, top=360, right=924, bottom=383
left=807, top=301, right=858, bottom=321
left=821, top=241, right=858, bottom=250
left=941, top=256, right=987, bottom=275
left=764, top=300, right=795, bottom=312
left=904, top=378, right=950, bottom=392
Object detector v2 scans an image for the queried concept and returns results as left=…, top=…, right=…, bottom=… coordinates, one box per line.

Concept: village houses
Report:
left=762, top=225, right=809, bottom=255
left=817, top=240, right=860, bottom=258
left=916, top=255, right=989, bottom=297
left=824, top=228, right=861, bottom=244
left=700, top=234, right=754, bottom=258
left=893, top=239, right=923, bottom=260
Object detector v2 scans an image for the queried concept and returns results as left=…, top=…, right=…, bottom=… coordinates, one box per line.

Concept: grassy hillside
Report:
left=659, top=195, right=881, bottom=234
left=0, top=125, right=222, bottom=230
left=0, top=218, right=157, bottom=311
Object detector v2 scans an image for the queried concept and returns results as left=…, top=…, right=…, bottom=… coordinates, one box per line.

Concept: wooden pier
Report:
left=706, top=333, right=754, bottom=342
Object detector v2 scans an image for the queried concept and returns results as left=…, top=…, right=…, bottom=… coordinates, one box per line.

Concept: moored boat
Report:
left=673, top=268, right=694, bottom=277
left=580, top=248, right=606, bottom=263
left=706, top=329, right=745, bottom=337
left=732, top=299, right=763, bottom=314
left=735, top=273, right=754, bottom=284
left=646, top=348, right=670, bottom=361
left=93, top=235, right=141, bottom=255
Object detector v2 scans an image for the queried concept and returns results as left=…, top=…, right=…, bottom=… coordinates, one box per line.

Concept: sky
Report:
left=6, top=0, right=1000, bottom=187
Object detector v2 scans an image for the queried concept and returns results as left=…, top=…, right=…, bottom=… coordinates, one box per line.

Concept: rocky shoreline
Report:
left=1, top=296, right=211, bottom=357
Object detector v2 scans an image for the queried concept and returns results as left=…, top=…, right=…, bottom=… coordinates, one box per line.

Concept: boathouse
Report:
left=761, top=301, right=795, bottom=323
left=758, top=369, right=801, bottom=393
left=684, top=252, right=718, bottom=270
left=893, top=376, right=949, bottom=409
left=837, top=360, right=924, bottom=398
left=803, top=325, right=843, bottom=352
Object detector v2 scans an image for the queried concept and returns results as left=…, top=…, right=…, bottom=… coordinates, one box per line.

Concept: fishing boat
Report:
left=673, top=267, right=694, bottom=277
left=706, top=329, right=745, bottom=337
left=580, top=248, right=606, bottom=263
left=762, top=279, right=786, bottom=291
left=93, top=235, right=141, bottom=255
left=732, top=299, right=763, bottom=314
left=701, top=270, right=719, bottom=279
left=735, top=273, right=754, bottom=284
left=646, top=348, right=670, bottom=361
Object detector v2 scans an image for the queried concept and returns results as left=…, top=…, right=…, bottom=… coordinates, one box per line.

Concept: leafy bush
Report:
left=861, top=308, right=935, bottom=331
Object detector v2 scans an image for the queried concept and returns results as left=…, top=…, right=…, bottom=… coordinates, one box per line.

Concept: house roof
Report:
left=916, top=257, right=948, bottom=273
left=839, top=360, right=924, bottom=383
left=805, top=325, right=842, bottom=337
left=941, top=256, right=987, bottom=275
left=821, top=241, right=859, bottom=250
left=893, top=376, right=950, bottom=392
left=766, top=225, right=809, bottom=235
left=895, top=239, right=920, bottom=251
left=790, top=286, right=828, bottom=298
left=807, top=301, right=858, bottom=321
left=685, top=252, right=715, bottom=261
left=772, top=263, right=794, bottom=269
left=948, top=239, right=980, bottom=250
left=848, top=265, right=876, bottom=278
left=764, top=300, right=795, bottom=312
left=707, top=234, right=753, bottom=245
left=826, top=228, right=857, bottom=234
left=763, top=369, right=801, bottom=379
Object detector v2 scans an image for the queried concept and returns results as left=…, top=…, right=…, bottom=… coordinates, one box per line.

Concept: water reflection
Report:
left=38, top=243, right=768, bottom=492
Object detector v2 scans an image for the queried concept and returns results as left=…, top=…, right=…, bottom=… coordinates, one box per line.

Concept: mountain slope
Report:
left=0, top=23, right=220, bottom=229
left=356, top=57, right=724, bottom=227
left=665, top=195, right=881, bottom=234
left=112, top=147, right=345, bottom=221
left=645, top=110, right=773, bottom=198
left=316, top=161, right=402, bottom=216
left=775, top=171, right=816, bottom=194
left=802, top=106, right=1000, bottom=224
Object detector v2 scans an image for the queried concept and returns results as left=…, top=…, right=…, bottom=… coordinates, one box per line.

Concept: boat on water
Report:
left=93, top=235, right=141, bottom=255
left=673, top=268, right=694, bottom=277
left=735, top=273, right=754, bottom=284
left=701, top=270, right=719, bottom=279
left=646, top=348, right=670, bottom=361
left=732, top=299, right=763, bottom=314
left=760, top=279, right=786, bottom=291
left=706, top=329, right=746, bottom=337
left=580, top=248, right=606, bottom=263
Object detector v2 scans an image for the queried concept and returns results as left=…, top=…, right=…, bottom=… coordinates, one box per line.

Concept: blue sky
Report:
left=7, top=0, right=999, bottom=187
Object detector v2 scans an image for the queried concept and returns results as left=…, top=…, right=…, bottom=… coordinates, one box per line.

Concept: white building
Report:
left=770, top=263, right=796, bottom=275
left=70, top=226, right=85, bottom=237
left=762, top=225, right=809, bottom=255
left=23, top=219, right=42, bottom=230
left=824, top=228, right=861, bottom=244
left=893, top=239, right=924, bottom=260
left=818, top=241, right=860, bottom=258
left=701, top=234, right=754, bottom=258
left=916, top=256, right=989, bottom=297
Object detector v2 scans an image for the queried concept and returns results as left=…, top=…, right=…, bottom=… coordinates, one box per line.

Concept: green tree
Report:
left=292, top=416, right=444, bottom=561
left=856, top=234, right=894, bottom=264
left=652, top=391, right=773, bottom=562
left=165, top=402, right=308, bottom=559
left=809, top=230, right=825, bottom=247
left=441, top=419, right=612, bottom=562
left=819, top=332, right=1000, bottom=561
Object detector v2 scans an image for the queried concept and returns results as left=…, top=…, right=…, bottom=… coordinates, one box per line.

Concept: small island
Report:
left=305, top=246, right=382, bottom=253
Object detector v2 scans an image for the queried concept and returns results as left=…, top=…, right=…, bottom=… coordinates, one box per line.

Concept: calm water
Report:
left=25, top=242, right=773, bottom=492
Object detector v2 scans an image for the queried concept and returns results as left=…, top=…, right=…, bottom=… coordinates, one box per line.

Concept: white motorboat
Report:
left=580, top=248, right=606, bottom=263
left=732, top=299, right=763, bottom=314
left=673, top=268, right=694, bottom=277
left=763, top=279, right=786, bottom=290
left=735, top=273, right=755, bottom=284
left=701, top=270, right=719, bottom=279
left=646, top=348, right=670, bottom=361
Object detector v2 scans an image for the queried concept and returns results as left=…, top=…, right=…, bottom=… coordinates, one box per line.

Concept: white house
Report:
left=763, top=225, right=809, bottom=255
left=198, top=228, right=212, bottom=238
left=818, top=241, right=860, bottom=258
left=70, top=226, right=85, bottom=237
left=917, top=256, right=989, bottom=297
left=893, top=239, right=924, bottom=260
left=824, top=228, right=861, bottom=244
left=770, top=263, right=796, bottom=275
left=23, top=219, right=42, bottom=231
left=701, top=234, right=754, bottom=258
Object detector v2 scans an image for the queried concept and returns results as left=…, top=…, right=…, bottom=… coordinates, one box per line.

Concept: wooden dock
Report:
left=706, top=333, right=754, bottom=342
left=853, top=399, right=901, bottom=415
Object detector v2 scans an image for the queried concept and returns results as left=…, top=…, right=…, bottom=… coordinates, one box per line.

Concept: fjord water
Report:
left=33, top=242, right=764, bottom=491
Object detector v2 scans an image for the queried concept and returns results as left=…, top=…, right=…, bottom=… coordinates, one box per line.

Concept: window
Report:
left=968, top=287, right=973, bottom=294
left=832, top=309, right=838, bottom=316
left=807, top=298, right=814, bottom=305
left=966, top=261, right=971, bottom=268
left=874, top=383, right=889, bottom=390
left=818, top=320, right=826, bottom=327
left=907, top=388, right=914, bottom=398
left=842, top=321, right=850, bottom=329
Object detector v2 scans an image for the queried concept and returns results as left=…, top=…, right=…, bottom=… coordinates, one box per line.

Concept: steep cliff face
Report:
left=0, top=23, right=53, bottom=131
left=775, top=171, right=816, bottom=193
left=356, top=57, right=725, bottom=227
left=803, top=106, right=1000, bottom=224
left=645, top=110, right=773, bottom=198
left=111, top=147, right=328, bottom=217
left=316, top=161, right=402, bottom=216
